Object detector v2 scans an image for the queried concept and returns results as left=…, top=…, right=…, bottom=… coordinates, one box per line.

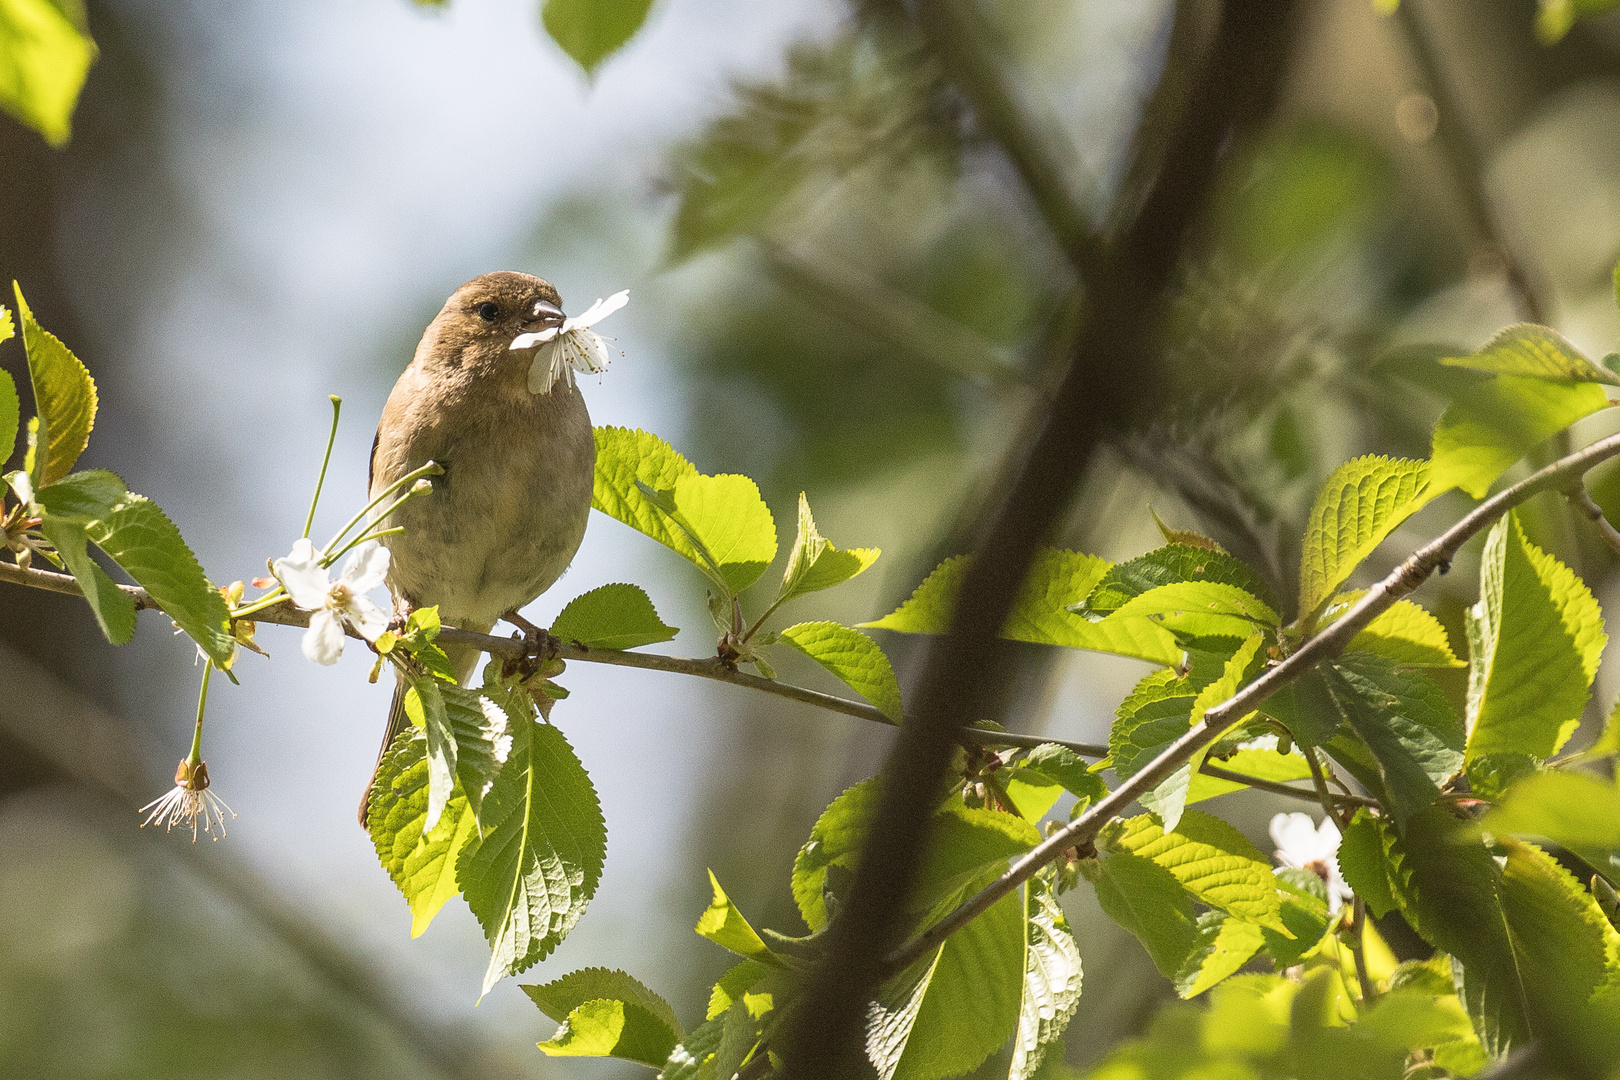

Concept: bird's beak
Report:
left=525, top=300, right=566, bottom=331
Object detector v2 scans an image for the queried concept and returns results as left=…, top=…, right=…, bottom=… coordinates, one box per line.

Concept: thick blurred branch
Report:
left=882, top=426, right=1620, bottom=977
left=778, top=2, right=1301, bottom=1075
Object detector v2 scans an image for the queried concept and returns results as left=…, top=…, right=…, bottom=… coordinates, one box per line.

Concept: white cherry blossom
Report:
left=1270, top=811, right=1352, bottom=913
left=511, top=289, right=628, bottom=395
left=140, top=759, right=235, bottom=842
left=273, top=538, right=391, bottom=665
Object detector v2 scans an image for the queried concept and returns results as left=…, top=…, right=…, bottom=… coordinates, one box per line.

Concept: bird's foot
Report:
left=502, top=609, right=561, bottom=680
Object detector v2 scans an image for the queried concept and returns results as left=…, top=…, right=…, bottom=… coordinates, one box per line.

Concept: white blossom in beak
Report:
left=272, top=538, right=391, bottom=665
left=511, top=289, right=628, bottom=395
left=1269, top=811, right=1352, bottom=913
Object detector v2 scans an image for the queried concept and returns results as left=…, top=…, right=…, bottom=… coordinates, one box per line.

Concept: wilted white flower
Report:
left=1270, top=811, right=1352, bottom=913
left=273, top=538, right=391, bottom=664
left=511, top=289, right=628, bottom=395
left=140, top=758, right=235, bottom=842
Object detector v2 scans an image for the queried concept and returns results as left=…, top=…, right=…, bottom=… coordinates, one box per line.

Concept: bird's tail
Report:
left=358, top=637, right=487, bottom=828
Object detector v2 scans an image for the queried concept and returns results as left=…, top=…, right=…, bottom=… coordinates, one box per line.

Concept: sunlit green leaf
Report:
left=1082, top=852, right=1198, bottom=978
left=1430, top=373, right=1610, bottom=499
left=1298, top=455, right=1430, bottom=617
left=1466, top=512, right=1605, bottom=763
left=1101, top=810, right=1288, bottom=933
left=1106, top=580, right=1279, bottom=642
left=661, top=472, right=777, bottom=594
left=1172, top=911, right=1265, bottom=999
left=541, top=0, right=655, bottom=77
left=1482, top=770, right=1620, bottom=869
left=1009, top=878, right=1082, bottom=1080
left=1013, top=743, right=1107, bottom=818
left=1187, top=737, right=1312, bottom=804
left=458, top=717, right=605, bottom=996
left=864, top=550, right=1182, bottom=667
left=1538, top=0, right=1620, bottom=43
left=1078, top=542, right=1275, bottom=618
left=777, top=620, right=902, bottom=721
left=0, top=367, right=16, bottom=469
left=1443, top=323, right=1620, bottom=385
left=525, top=967, right=683, bottom=1067
left=403, top=677, right=455, bottom=832
left=0, top=0, right=96, bottom=147
left=1262, top=869, right=1332, bottom=968
left=549, top=582, right=678, bottom=650
left=695, top=870, right=779, bottom=964
left=776, top=492, right=879, bottom=606
left=13, top=284, right=95, bottom=486
left=37, top=516, right=133, bottom=644
left=1332, top=594, right=1463, bottom=668
left=365, top=728, right=480, bottom=938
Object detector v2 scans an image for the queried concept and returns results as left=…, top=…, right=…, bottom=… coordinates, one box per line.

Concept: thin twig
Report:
left=1565, top=482, right=1620, bottom=558
left=1198, top=761, right=1375, bottom=808
left=1304, top=745, right=1350, bottom=830
left=0, top=561, right=1111, bottom=758
left=880, top=428, right=1620, bottom=978
left=1348, top=897, right=1379, bottom=1005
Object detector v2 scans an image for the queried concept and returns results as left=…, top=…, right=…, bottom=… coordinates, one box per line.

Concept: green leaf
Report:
left=1262, top=869, right=1332, bottom=968
left=1318, top=654, right=1463, bottom=826
left=658, top=1014, right=725, bottom=1080
left=1100, top=810, right=1288, bottom=933
left=1298, top=456, right=1431, bottom=617
left=525, top=968, right=683, bottom=1068
left=1466, top=512, right=1606, bottom=763
left=1106, top=580, right=1279, bottom=642
left=0, top=367, right=16, bottom=469
left=695, top=870, right=778, bottom=964
left=1172, top=911, right=1265, bottom=999
left=404, top=678, right=455, bottom=833
left=1430, top=373, right=1610, bottom=499
left=1009, top=878, right=1082, bottom=1080
left=776, top=621, right=902, bottom=721
left=0, top=0, right=96, bottom=147
left=458, top=717, right=606, bottom=996
left=592, top=427, right=777, bottom=596
left=1014, top=743, right=1107, bottom=816
left=14, top=283, right=95, bottom=486
left=1442, top=323, right=1620, bottom=385
left=864, top=550, right=1182, bottom=667
left=1139, top=635, right=1265, bottom=832
left=1082, top=852, right=1199, bottom=978
left=1482, top=770, right=1620, bottom=869
left=33, top=467, right=123, bottom=519
left=867, top=882, right=1023, bottom=1080
left=37, top=517, right=133, bottom=644
left=540, top=0, right=654, bottom=77
left=706, top=960, right=774, bottom=1021
left=83, top=492, right=235, bottom=664
left=1079, top=542, right=1276, bottom=618
left=1336, top=810, right=1398, bottom=919
left=549, top=582, right=678, bottom=650
left=1334, top=594, right=1463, bottom=668
left=438, top=683, right=505, bottom=822
left=776, top=492, right=879, bottom=606
left=793, top=779, right=878, bottom=933
left=365, top=728, right=480, bottom=938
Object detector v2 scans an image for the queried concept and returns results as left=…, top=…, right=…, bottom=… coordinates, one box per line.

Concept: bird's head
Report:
left=424, top=271, right=568, bottom=375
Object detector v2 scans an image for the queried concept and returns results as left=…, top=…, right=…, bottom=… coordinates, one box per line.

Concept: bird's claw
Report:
left=502, top=610, right=560, bottom=679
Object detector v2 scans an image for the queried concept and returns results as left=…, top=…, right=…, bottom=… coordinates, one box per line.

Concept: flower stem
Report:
left=321, top=461, right=442, bottom=558
left=302, top=396, right=342, bottom=540
left=187, top=662, right=213, bottom=769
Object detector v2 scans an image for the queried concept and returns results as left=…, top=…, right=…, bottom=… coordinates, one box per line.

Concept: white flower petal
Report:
left=340, top=540, right=390, bottom=592
left=562, top=289, right=628, bottom=333
left=345, top=594, right=391, bottom=641
left=510, top=326, right=562, bottom=351
left=274, top=538, right=332, bottom=610
left=566, top=329, right=611, bottom=374
left=527, top=339, right=565, bottom=395
left=1269, top=812, right=1327, bottom=868
left=303, top=609, right=347, bottom=664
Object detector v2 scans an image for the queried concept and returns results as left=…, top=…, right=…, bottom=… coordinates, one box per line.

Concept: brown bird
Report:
left=360, top=271, right=599, bottom=824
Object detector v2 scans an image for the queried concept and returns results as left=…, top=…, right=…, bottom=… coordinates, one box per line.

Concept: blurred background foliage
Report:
left=6, top=0, right=1620, bottom=1076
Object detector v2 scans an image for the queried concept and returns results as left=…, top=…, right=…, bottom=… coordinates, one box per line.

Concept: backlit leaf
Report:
left=1082, top=852, right=1198, bottom=978
left=14, top=284, right=95, bottom=486
left=695, top=870, right=778, bottom=964
left=1430, top=373, right=1610, bottom=499
left=541, top=0, right=655, bottom=77
left=1466, top=512, right=1606, bottom=762
left=1333, top=594, right=1463, bottom=668
left=1100, top=810, right=1288, bottom=933
left=37, top=516, right=133, bottom=644
left=0, top=0, right=96, bottom=147
left=1298, top=456, right=1430, bottom=617
left=777, top=621, right=902, bottom=721
left=550, top=582, right=678, bottom=650
left=776, top=492, right=879, bottom=606
left=1078, top=543, right=1275, bottom=617
left=365, top=728, right=480, bottom=938
left=1172, top=911, right=1265, bottom=999
left=1442, top=323, right=1620, bottom=385
left=525, top=967, right=683, bottom=1068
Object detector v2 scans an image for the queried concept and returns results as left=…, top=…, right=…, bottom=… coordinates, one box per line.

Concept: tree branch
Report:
left=779, top=4, right=1301, bottom=1074
left=1197, top=760, right=1375, bottom=808
left=880, top=427, right=1620, bottom=977
left=0, top=560, right=1111, bottom=758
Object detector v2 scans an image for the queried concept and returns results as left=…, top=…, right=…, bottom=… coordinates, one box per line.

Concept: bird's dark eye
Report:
left=476, top=301, right=500, bottom=322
